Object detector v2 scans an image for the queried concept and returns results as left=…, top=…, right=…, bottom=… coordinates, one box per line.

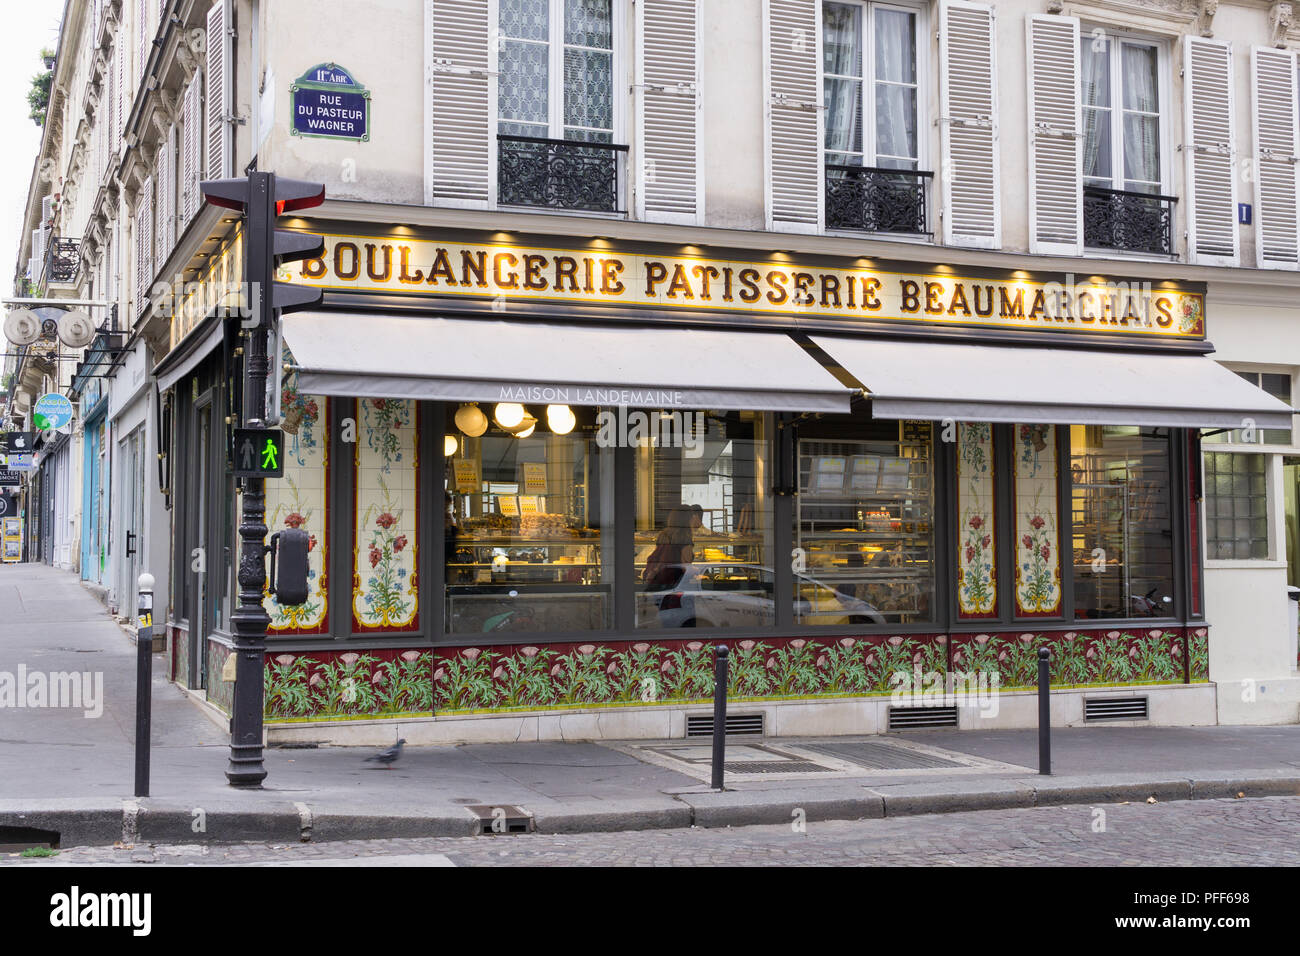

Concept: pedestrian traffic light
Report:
left=233, top=428, right=285, bottom=478
left=200, top=172, right=326, bottom=327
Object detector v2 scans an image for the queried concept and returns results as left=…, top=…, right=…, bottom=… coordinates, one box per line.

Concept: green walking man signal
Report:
left=233, top=428, right=285, bottom=478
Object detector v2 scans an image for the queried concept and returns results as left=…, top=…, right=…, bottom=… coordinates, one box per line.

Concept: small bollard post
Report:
left=135, top=572, right=155, bottom=798
left=1037, top=646, right=1051, bottom=776
left=710, top=645, right=730, bottom=791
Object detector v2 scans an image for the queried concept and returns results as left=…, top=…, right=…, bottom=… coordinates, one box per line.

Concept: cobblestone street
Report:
left=9, top=796, right=1299, bottom=867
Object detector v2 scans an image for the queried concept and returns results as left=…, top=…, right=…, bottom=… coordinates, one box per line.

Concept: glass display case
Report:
left=794, top=422, right=935, bottom=624
left=445, top=405, right=614, bottom=634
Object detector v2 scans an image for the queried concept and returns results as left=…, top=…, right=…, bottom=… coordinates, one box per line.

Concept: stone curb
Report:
left=2, top=775, right=1298, bottom=847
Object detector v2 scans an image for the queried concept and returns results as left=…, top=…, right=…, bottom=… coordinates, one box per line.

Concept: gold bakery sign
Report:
left=290, top=234, right=1206, bottom=339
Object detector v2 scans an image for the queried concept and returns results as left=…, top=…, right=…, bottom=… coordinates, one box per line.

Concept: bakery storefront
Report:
left=218, top=226, right=1291, bottom=741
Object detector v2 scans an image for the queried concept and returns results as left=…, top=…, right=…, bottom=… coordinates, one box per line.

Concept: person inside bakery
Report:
left=642, top=506, right=696, bottom=592
left=444, top=491, right=461, bottom=579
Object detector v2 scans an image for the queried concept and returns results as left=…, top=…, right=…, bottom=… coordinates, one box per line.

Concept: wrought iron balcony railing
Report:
left=1083, top=186, right=1177, bottom=256
left=497, top=135, right=628, bottom=214
left=825, top=165, right=933, bottom=235
left=44, top=237, right=82, bottom=284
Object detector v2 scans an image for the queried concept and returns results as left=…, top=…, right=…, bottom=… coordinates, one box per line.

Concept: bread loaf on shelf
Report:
left=520, top=512, right=569, bottom=536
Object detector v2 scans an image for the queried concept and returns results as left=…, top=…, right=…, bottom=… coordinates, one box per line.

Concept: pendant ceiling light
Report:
left=546, top=404, right=576, bottom=435
left=494, top=402, right=526, bottom=429
left=454, top=402, right=488, bottom=437
left=512, top=416, right=537, bottom=439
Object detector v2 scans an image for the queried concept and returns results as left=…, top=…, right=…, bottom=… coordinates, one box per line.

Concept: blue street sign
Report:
left=1238, top=203, right=1252, bottom=225
left=291, top=63, right=370, bottom=142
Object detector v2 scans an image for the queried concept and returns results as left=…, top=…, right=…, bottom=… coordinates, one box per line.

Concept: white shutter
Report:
left=160, top=126, right=177, bottom=263
left=116, top=26, right=127, bottom=153
left=427, top=0, right=492, bottom=207
left=205, top=0, right=233, bottom=180
left=136, top=178, right=153, bottom=314
left=1026, top=14, right=1081, bottom=255
left=106, top=45, right=116, bottom=168
left=32, top=229, right=44, bottom=282
left=136, top=0, right=147, bottom=88
left=635, top=0, right=703, bottom=224
left=763, top=0, right=821, bottom=233
left=181, top=78, right=202, bottom=227
left=1251, top=47, right=1300, bottom=269
left=1183, top=37, right=1238, bottom=265
left=939, top=0, right=1000, bottom=248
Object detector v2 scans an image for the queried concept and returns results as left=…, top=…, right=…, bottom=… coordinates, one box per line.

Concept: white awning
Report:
left=811, top=336, right=1295, bottom=430
left=282, top=312, right=852, bottom=413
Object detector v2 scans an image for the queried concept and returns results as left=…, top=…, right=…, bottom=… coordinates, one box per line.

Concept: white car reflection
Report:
left=639, top=563, right=886, bottom=629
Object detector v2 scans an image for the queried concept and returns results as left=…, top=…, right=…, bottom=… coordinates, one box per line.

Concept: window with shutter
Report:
left=820, top=1, right=930, bottom=236
left=205, top=0, right=232, bottom=181
left=1251, top=46, right=1299, bottom=269
left=1026, top=14, right=1080, bottom=255
left=136, top=179, right=153, bottom=316
left=764, top=0, right=822, bottom=233
left=137, top=0, right=148, bottom=87
left=1183, top=36, right=1238, bottom=265
left=635, top=0, right=702, bottom=224
left=181, top=78, right=202, bottom=228
left=494, top=0, right=625, bottom=213
left=427, top=0, right=493, bottom=207
left=938, top=0, right=999, bottom=248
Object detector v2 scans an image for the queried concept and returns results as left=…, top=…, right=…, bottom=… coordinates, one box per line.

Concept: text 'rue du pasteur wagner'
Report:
left=293, top=237, right=1204, bottom=337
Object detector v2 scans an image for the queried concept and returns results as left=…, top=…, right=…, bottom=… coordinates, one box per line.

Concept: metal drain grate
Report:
left=887, top=705, right=959, bottom=730
left=1085, top=696, right=1149, bottom=721
left=686, top=713, right=765, bottom=737
left=723, top=760, right=834, bottom=775
left=799, top=740, right=965, bottom=770
left=464, top=804, right=533, bottom=834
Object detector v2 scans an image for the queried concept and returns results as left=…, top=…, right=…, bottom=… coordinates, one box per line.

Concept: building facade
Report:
left=9, top=0, right=1300, bottom=742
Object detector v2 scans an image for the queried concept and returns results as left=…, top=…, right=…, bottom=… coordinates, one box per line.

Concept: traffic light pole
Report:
left=226, top=173, right=274, bottom=788
left=202, top=170, right=324, bottom=789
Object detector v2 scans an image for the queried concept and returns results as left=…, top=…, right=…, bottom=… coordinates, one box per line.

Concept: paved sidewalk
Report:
left=2, top=563, right=1299, bottom=848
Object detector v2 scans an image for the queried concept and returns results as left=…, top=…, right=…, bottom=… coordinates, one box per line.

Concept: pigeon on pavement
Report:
left=364, top=738, right=406, bottom=769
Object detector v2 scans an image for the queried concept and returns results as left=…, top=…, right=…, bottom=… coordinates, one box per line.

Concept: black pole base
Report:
left=225, top=749, right=268, bottom=788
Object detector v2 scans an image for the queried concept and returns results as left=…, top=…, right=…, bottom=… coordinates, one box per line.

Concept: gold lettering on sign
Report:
left=288, top=234, right=1206, bottom=340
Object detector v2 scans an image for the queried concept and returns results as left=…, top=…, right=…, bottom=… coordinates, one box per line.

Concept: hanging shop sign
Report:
left=0, top=432, right=36, bottom=454
left=291, top=63, right=370, bottom=142
left=290, top=234, right=1207, bottom=340
left=0, top=471, right=21, bottom=488
left=31, top=393, right=74, bottom=430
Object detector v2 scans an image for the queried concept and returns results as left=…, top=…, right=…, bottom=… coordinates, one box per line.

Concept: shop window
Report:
left=354, top=399, right=420, bottom=633
left=1204, top=452, right=1268, bottom=560
left=264, top=376, right=329, bottom=635
left=636, top=411, right=771, bottom=629
left=1202, top=371, right=1292, bottom=446
left=1070, top=426, right=1174, bottom=618
left=445, top=402, right=614, bottom=634
left=793, top=417, right=935, bottom=626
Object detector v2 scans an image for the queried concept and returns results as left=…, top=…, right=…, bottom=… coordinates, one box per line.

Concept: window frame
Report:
left=494, top=0, right=627, bottom=145
left=1202, top=450, right=1272, bottom=561
left=820, top=0, right=926, bottom=171
left=818, top=0, right=931, bottom=240
left=1079, top=27, right=1172, bottom=197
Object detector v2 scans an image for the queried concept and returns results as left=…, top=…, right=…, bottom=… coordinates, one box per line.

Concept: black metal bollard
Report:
left=1037, top=646, right=1051, bottom=776
left=134, top=573, right=155, bottom=798
left=710, top=645, right=730, bottom=791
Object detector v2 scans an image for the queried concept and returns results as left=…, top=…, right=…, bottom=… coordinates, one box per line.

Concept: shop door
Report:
left=190, top=400, right=215, bottom=689
left=81, top=423, right=101, bottom=579
left=119, top=431, right=144, bottom=616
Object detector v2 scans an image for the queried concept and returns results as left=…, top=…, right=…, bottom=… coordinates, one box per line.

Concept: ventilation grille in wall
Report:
left=887, top=706, right=959, bottom=730
left=1084, top=696, right=1150, bottom=721
left=685, top=713, right=765, bottom=737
